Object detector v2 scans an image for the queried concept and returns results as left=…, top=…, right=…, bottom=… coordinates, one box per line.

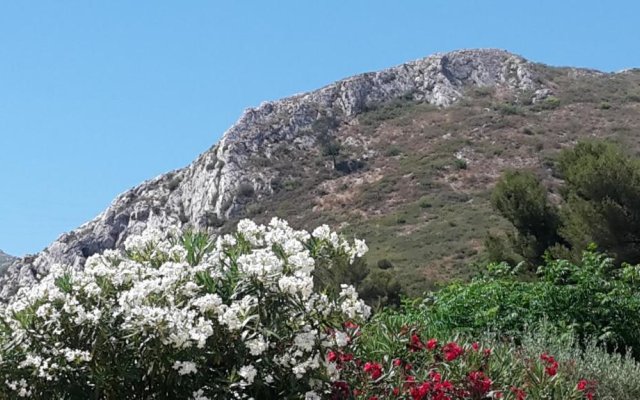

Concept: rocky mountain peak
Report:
left=0, top=49, right=544, bottom=299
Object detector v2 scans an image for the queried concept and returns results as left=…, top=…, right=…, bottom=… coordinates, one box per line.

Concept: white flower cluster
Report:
left=0, top=218, right=370, bottom=399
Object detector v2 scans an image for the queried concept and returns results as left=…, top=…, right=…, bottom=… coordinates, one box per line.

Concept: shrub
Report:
left=385, top=146, right=402, bottom=157
left=418, top=196, right=432, bottom=209
left=344, top=311, right=640, bottom=400
left=237, top=182, right=255, bottom=197
left=491, top=169, right=562, bottom=264
left=454, top=158, right=468, bottom=170
left=494, top=102, right=524, bottom=115
left=377, top=259, right=394, bottom=270
left=532, top=96, right=561, bottom=111
left=0, top=219, right=370, bottom=399
left=328, top=319, right=598, bottom=399
left=558, top=140, right=640, bottom=264
left=422, top=248, right=640, bottom=356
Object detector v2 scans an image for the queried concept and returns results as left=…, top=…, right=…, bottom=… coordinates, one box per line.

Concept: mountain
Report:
left=3, top=49, right=640, bottom=299
left=0, top=250, right=16, bottom=273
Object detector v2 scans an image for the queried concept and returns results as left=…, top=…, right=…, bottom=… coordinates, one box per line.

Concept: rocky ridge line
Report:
left=0, top=49, right=544, bottom=299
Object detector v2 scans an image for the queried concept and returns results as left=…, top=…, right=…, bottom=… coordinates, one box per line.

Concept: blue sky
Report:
left=1, top=1, right=639, bottom=256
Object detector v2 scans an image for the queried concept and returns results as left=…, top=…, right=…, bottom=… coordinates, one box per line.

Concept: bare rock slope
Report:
left=0, top=49, right=543, bottom=299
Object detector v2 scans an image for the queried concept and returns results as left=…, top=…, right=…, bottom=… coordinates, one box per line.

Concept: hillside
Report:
left=2, top=48, right=640, bottom=298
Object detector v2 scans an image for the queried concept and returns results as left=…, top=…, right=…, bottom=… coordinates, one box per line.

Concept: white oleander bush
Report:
left=0, top=218, right=370, bottom=399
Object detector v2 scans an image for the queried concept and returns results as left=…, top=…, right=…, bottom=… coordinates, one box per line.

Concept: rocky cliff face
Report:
left=0, top=49, right=546, bottom=299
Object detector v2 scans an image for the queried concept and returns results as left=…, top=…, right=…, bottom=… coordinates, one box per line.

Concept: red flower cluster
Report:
left=407, top=370, right=456, bottom=400
left=409, top=333, right=424, bottom=352
left=540, top=353, right=559, bottom=376
left=326, top=350, right=354, bottom=367
left=576, top=379, right=597, bottom=400
left=328, top=326, right=591, bottom=400
left=468, top=371, right=492, bottom=395
left=510, top=386, right=527, bottom=400
left=442, top=342, right=464, bottom=362
left=364, top=362, right=383, bottom=380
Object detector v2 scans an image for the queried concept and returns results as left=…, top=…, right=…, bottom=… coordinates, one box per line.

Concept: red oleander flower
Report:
left=471, top=342, right=480, bottom=351
left=545, top=363, right=558, bottom=376
left=483, top=348, right=492, bottom=357
left=393, top=358, right=403, bottom=367
left=410, top=382, right=431, bottom=400
left=340, top=353, right=353, bottom=363
left=468, top=371, right=492, bottom=394
left=404, top=375, right=417, bottom=389
left=576, top=379, right=597, bottom=399
left=363, top=362, right=383, bottom=380
left=343, top=321, right=358, bottom=330
left=327, top=351, right=338, bottom=362
left=510, top=386, right=527, bottom=400
left=392, top=387, right=400, bottom=396
left=426, top=338, right=438, bottom=350
left=332, top=381, right=350, bottom=399
left=540, top=353, right=559, bottom=376
left=429, top=370, right=442, bottom=383
left=435, top=381, right=453, bottom=391
left=409, top=333, right=424, bottom=351
left=443, top=342, right=464, bottom=361
left=368, top=397, right=378, bottom=400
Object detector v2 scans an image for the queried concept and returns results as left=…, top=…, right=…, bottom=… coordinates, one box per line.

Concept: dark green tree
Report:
left=558, top=140, right=640, bottom=263
left=321, top=139, right=341, bottom=169
left=490, top=170, right=562, bottom=264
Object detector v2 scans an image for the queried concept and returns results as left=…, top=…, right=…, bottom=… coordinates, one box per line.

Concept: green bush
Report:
left=454, top=158, right=468, bottom=170
left=491, top=170, right=561, bottom=264
left=385, top=146, right=402, bottom=157
left=421, top=249, right=640, bottom=356
left=352, top=312, right=640, bottom=400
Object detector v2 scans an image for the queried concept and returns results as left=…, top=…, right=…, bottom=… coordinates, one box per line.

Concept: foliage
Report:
left=421, top=249, right=640, bottom=357
left=349, top=310, right=640, bottom=400
left=320, top=136, right=342, bottom=169
left=490, top=170, right=561, bottom=264
left=328, top=319, right=600, bottom=399
left=0, top=219, right=370, bottom=399
left=491, top=140, right=640, bottom=266
left=558, top=140, right=640, bottom=264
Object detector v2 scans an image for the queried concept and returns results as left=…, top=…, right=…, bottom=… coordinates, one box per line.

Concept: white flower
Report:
left=238, top=364, right=257, bottom=385
left=354, top=239, right=368, bottom=257
left=191, top=294, right=223, bottom=314
left=294, top=328, right=318, bottom=352
left=173, top=360, right=198, bottom=375
left=246, top=335, right=268, bottom=356
left=312, top=225, right=331, bottom=240
left=237, top=249, right=283, bottom=280
left=192, top=389, right=210, bottom=400
left=2, top=217, right=371, bottom=398
left=334, top=331, right=349, bottom=347
left=305, top=391, right=322, bottom=400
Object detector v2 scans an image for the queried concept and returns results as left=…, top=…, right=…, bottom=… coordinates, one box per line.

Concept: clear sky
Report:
left=1, top=1, right=639, bottom=256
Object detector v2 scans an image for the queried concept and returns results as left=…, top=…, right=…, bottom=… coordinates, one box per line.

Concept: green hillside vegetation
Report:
left=232, top=65, right=640, bottom=296
left=4, top=221, right=640, bottom=399
left=492, top=140, right=640, bottom=267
